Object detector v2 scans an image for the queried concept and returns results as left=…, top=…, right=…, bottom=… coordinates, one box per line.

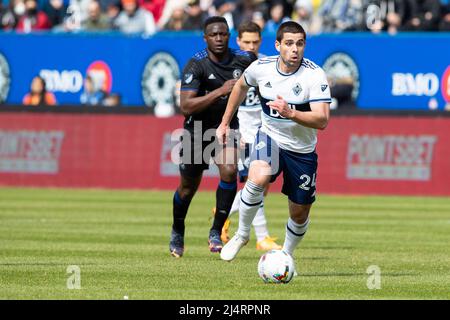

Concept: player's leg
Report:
left=221, top=130, right=281, bottom=261
left=221, top=145, right=249, bottom=243
left=229, top=142, right=250, bottom=215
left=253, top=198, right=282, bottom=251
left=170, top=171, right=203, bottom=258
left=282, top=201, right=311, bottom=256
left=209, top=146, right=238, bottom=252
left=279, top=150, right=317, bottom=258
left=220, top=160, right=272, bottom=261
left=170, top=126, right=206, bottom=258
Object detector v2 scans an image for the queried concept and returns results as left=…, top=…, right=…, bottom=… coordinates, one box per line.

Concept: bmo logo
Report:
left=40, top=69, right=83, bottom=93
left=38, top=61, right=112, bottom=94
left=392, top=72, right=439, bottom=97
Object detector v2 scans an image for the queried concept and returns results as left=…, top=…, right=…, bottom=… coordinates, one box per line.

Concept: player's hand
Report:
left=239, top=137, right=246, bottom=150
left=220, top=79, right=238, bottom=96
left=267, top=95, right=295, bottom=119
left=216, top=123, right=230, bottom=145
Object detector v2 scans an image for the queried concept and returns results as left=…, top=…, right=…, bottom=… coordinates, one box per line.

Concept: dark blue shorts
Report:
left=249, top=130, right=318, bottom=205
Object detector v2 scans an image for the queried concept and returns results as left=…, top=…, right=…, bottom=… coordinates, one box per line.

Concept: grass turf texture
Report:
left=0, top=187, right=449, bottom=300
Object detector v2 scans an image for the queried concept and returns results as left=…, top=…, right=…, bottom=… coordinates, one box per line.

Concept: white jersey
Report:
left=243, top=55, right=331, bottom=153
left=237, top=53, right=264, bottom=144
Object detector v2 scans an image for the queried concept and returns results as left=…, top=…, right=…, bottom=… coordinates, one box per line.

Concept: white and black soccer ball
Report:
left=257, top=250, right=295, bottom=284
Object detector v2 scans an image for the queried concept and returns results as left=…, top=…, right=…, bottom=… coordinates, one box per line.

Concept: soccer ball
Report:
left=257, top=250, right=295, bottom=284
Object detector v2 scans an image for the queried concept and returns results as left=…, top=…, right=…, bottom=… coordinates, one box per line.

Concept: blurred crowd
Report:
left=1, top=0, right=449, bottom=35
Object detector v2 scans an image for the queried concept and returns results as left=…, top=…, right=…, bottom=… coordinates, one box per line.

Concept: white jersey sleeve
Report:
left=309, top=68, right=332, bottom=103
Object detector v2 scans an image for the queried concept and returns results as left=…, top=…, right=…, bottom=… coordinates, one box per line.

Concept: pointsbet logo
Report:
left=347, top=134, right=437, bottom=181
left=0, top=130, right=65, bottom=174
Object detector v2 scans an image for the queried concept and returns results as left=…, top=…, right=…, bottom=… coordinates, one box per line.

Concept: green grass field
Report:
left=0, top=187, right=449, bottom=300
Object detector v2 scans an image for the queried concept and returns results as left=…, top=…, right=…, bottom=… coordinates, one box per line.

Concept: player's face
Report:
left=204, top=23, right=230, bottom=55
left=237, top=32, right=261, bottom=55
left=276, top=32, right=305, bottom=68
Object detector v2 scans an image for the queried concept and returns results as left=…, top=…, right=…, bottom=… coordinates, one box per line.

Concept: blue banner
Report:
left=0, top=31, right=449, bottom=110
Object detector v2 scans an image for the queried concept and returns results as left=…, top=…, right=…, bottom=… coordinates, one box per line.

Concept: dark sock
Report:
left=172, top=190, right=192, bottom=237
left=211, top=180, right=237, bottom=233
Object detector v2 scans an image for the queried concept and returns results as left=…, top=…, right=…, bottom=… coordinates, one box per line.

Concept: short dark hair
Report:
left=203, top=16, right=229, bottom=33
left=237, top=21, right=261, bottom=38
left=276, top=21, right=306, bottom=42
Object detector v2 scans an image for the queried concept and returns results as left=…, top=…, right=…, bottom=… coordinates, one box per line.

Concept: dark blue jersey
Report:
left=181, top=48, right=257, bottom=129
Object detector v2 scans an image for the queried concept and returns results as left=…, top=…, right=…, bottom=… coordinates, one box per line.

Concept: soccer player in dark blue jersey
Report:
left=169, top=16, right=257, bottom=257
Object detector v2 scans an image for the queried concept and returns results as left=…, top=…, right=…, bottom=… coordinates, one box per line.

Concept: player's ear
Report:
left=275, top=41, right=280, bottom=52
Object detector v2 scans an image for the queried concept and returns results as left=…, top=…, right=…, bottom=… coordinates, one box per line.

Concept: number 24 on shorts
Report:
left=299, top=173, right=316, bottom=191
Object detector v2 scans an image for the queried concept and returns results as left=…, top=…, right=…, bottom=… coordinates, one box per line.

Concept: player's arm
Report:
left=180, top=79, right=237, bottom=116
left=290, top=101, right=330, bottom=130
left=216, top=76, right=250, bottom=144
left=267, top=96, right=330, bottom=130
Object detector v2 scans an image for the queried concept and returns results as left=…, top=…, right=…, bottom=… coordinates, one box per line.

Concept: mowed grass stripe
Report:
left=0, top=187, right=449, bottom=299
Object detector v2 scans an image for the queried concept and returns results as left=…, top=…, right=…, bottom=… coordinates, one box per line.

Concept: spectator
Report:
left=156, top=0, right=188, bottom=30
left=213, top=0, right=239, bottom=30
left=23, top=76, right=57, bottom=106
left=265, top=1, right=290, bottom=33
left=292, top=0, right=314, bottom=33
left=184, top=0, right=208, bottom=30
left=403, top=0, right=441, bottom=31
left=138, top=0, right=165, bottom=23
left=69, top=0, right=91, bottom=23
left=43, top=0, right=67, bottom=28
left=113, top=0, right=156, bottom=35
left=251, top=10, right=266, bottom=30
left=311, top=0, right=365, bottom=34
left=102, top=93, right=121, bottom=106
left=80, top=75, right=106, bottom=105
left=236, top=0, right=259, bottom=24
left=1, top=0, right=23, bottom=30
left=163, top=5, right=187, bottom=30
left=82, top=0, right=111, bottom=30
left=365, top=0, right=409, bottom=34
left=105, top=0, right=120, bottom=23
left=16, top=0, right=51, bottom=32
left=439, top=1, right=450, bottom=31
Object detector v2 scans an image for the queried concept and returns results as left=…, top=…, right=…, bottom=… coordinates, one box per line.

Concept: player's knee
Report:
left=178, top=185, right=198, bottom=201
left=219, top=164, right=237, bottom=182
left=248, top=161, right=271, bottom=186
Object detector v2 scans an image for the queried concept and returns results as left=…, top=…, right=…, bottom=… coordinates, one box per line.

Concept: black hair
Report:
left=30, top=75, right=48, bottom=106
left=203, top=16, right=229, bottom=33
left=276, top=21, right=306, bottom=42
left=237, top=21, right=261, bottom=38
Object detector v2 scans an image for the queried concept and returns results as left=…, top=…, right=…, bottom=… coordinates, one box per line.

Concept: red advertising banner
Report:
left=0, top=112, right=449, bottom=196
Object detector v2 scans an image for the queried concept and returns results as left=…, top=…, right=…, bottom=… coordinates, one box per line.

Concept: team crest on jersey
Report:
left=233, top=69, right=242, bottom=79
left=293, top=83, right=302, bottom=96
left=321, top=85, right=328, bottom=92
left=184, top=73, right=193, bottom=84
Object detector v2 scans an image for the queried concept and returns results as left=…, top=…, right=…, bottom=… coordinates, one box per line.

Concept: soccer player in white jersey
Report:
left=220, top=21, right=282, bottom=251
left=216, top=21, right=331, bottom=262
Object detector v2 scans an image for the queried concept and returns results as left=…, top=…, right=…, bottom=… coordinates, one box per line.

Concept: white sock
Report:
left=252, top=202, right=269, bottom=242
left=282, top=217, right=309, bottom=256
left=237, top=180, right=264, bottom=240
left=229, top=189, right=242, bottom=218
